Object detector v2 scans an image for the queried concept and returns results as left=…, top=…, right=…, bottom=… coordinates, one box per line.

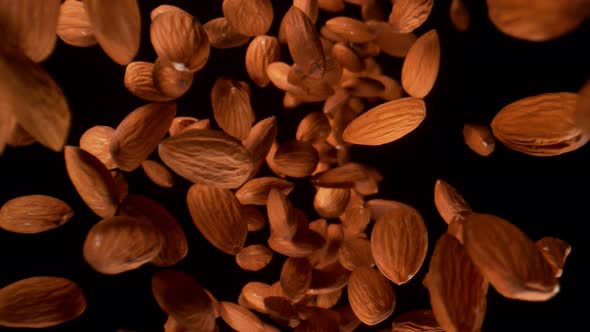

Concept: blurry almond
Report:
left=349, top=41, right=381, bottom=59
left=246, top=36, right=281, bottom=87
left=401, top=29, right=440, bottom=98
left=141, top=160, right=175, bottom=188
left=338, top=237, right=374, bottom=271
left=84, top=0, right=140, bottom=65
left=450, top=0, right=470, bottom=32
left=153, top=58, right=194, bottom=99
left=296, top=112, right=331, bottom=143
left=110, top=171, right=129, bottom=203
left=347, top=266, right=395, bottom=325
left=312, top=223, right=345, bottom=269
left=434, top=179, right=471, bottom=224
left=315, top=289, right=342, bottom=309
left=79, top=125, right=116, bottom=169
left=332, top=43, right=366, bottom=73
left=339, top=190, right=371, bottom=235
left=236, top=245, right=273, bottom=271
left=318, top=0, right=346, bottom=12
left=0, top=277, right=86, bottom=328
left=159, top=129, right=254, bottom=189
left=267, top=189, right=298, bottom=240
left=241, top=282, right=273, bottom=314
left=268, top=229, right=325, bottom=258
left=325, top=17, right=376, bottom=43
left=374, top=75, right=403, bottom=101
left=222, top=0, right=273, bottom=37
left=463, top=123, right=495, bottom=156
left=5, top=121, right=35, bottom=148
left=169, top=117, right=203, bottom=136
left=280, top=257, right=313, bottom=301
left=391, top=310, right=442, bottom=332
left=244, top=205, right=267, bottom=232
left=187, top=184, right=247, bottom=255
left=536, top=237, right=571, bottom=278
left=389, top=0, right=433, bottom=33
left=308, top=262, right=350, bottom=295
left=236, top=177, right=294, bottom=206
left=124, top=61, right=171, bottom=102
left=367, top=21, right=417, bottom=58
left=335, top=304, right=362, bottom=332
left=204, top=17, right=250, bottom=49
left=57, top=0, right=96, bottom=47
left=341, top=77, right=385, bottom=98
left=243, top=116, right=278, bottom=175
left=211, top=77, right=255, bottom=140
left=0, top=195, right=73, bottom=234
left=284, top=6, right=325, bottom=77
left=220, top=302, right=264, bottom=332
left=273, top=140, right=319, bottom=178
left=314, top=187, right=350, bottom=218
left=263, top=296, right=300, bottom=327
left=575, top=79, right=590, bottom=136
left=295, top=308, right=340, bottom=332
left=312, top=163, right=369, bottom=188
left=110, top=103, right=176, bottom=171
left=362, top=0, right=386, bottom=21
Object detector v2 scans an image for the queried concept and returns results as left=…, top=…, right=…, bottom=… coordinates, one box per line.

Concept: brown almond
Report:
left=152, top=270, right=216, bottom=331
left=272, top=140, right=319, bottom=178
left=164, top=315, right=194, bottom=332
left=347, top=266, right=395, bottom=325
left=318, top=0, right=346, bottom=12
left=332, top=43, right=366, bottom=73
left=325, top=17, right=376, bottom=43
left=236, top=245, right=273, bottom=271
left=159, top=129, right=254, bottom=189
left=367, top=21, right=417, bottom=58
left=124, top=61, right=172, bottom=102
left=151, top=9, right=210, bottom=72
left=243, top=116, right=278, bottom=175
left=423, top=234, right=488, bottom=332
left=240, top=282, right=273, bottom=314
left=57, top=0, right=96, bottom=47
left=79, top=125, right=117, bottom=170
left=463, top=123, right=496, bottom=157
left=0, top=277, right=85, bottom=328
left=222, top=0, right=273, bottom=37
left=153, top=58, right=194, bottom=99
left=341, top=76, right=385, bottom=98
left=536, top=237, right=572, bottom=278
left=268, top=229, right=326, bottom=258
left=343, top=97, right=426, bottom=146
left=308, top=262, right=350, bottom=295
left=314, top=187, right=350, bottom=219
left=264, top=296, right=300, bottom=327
left=204, top=17, right=250, bottom=49
left=84, top=0, right=140, bottom=65
left=141, top=160, right=175, bottom=188
left=280, top=257, right=313, bottom=301
left=64, top=146, right=119, bottom=218
left=0, top=195, right=73, bottom=234
left=187, top=184, right=247, bottom=255
left=391, top=310, right=442, bottom=332
left=389, top=0, right=433, bottom=33
left=267, top=189, right=299, bottom=240
left=119, top=195, right=188, bottom=267
left=111, top=103, right=176, bottom=171
left=312, top=163, right=369, bottom=188
left=83, top=216, right=162, bottom=274
left=110, top=170, right=129, bottom=203
left=371, top=202, right=428, bottom=284
left=266, top=62, right=325, bottom=102
left=220, top=302, right=264, bottom=332
left=347, top=40, right=380, bottom=60
left=244, top=205, right=267, bottom=232
left=296, top=112, right=331, bottom=143
left=374, top=75, right=403, bottom=101
left=5, top=121, right=35, bottom=149
left=0, top=45, right=70, bottom=151
left=284, top=6, right=325, bottom=77
left=463, top=213, right=559, bottom=301
left=491, top=92, right=588, bottom=156
left=169, top=116, right=200, bottom=136
left=236, top=177, right=294, bottom=206
left=362, top=0, right=386, bottom=21
left=295, top=308, right=340, bottom=332
left=315, top=289, right=343, bottom=309
left=246, top=36, right=281, bottom=87
left=401, top=29, right=440, bottom=98
left=450, top=0, right=470, bottom=32
left=211, top=77, right=255, bottom=140
left=339, top=190, right=371, bottom=235
left=338, top=237, right=374, bottom=271
left=367, top=199, right=407, bottom=221
left=433, top=179, right=471, bottom=225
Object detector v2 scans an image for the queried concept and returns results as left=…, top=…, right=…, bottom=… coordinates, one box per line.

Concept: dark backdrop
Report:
left=1, top=0, right=589, bottom=331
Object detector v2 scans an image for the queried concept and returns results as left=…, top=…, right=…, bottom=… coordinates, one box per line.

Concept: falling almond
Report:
left=284, top=6, right=325, bottom=77
left=343, top=97, right=426, bottom=146
left=204, top=17, right=250, bottom=49
left=152, top=58, right=194, bottom=99
left=338, top=236, right=374, bottom=271
left=243, top=116, right=278, bottom=175
left=219, top=302, right=265, bottom=332
left=141, top=160, right=175, bottom=189
left=401, top=29, right=440, bottom=98
left=463, top=123, right=496, bottom=157
left=433, top=179, right=472, bottom=225
left=296, top=111, right=331, bottom=143
left=272, top=140, right=319, bottom=178
left=389, top=0, right=434, bottom=33
left=245, top=35, right=281, bottom=87
left=222, top=0, right=274, bottom=37
left=235, top=177, right=294, bottom=206
left=236, top=245, right=273, bottom=271
left=124, top=61, right=172, bottom=102
left=211, top=77, right=255, bottom=140
left=325, top=17, right=376, bottom=43
left=347, top=266, right=395, bottom=325
left=314, top=187, right=350, bottom=219
left=450, top=0, right=470, bottom=32
left=0, top=195, right=73, bottom=234
left=366, top=21, right=417, bottom=58
left=57, top=0, right=97, bottom=47
left=536, top=237, right=571, bottom=278
left=79, top=125, right=117, bottom=170
left=266, top=189, right=299, bottom=240
left=280, top=257, right=313, bottom=301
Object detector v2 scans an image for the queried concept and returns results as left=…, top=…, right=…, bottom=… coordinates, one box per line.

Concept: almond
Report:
left=311, top=163, right=369, bottom=188
left=159, top=129, right=254, bottom=189
left=246, top=36, right=281, bottom=87
left=341, top=76, right=385, bottom=98
left=433, top=179, right=471, bottom=225
left=5, top=121, right=35, bottom=149
left=0, top=195, right=73, bottom=234
left=361, top=0, right=386, bottom=22
left=110, top=170, right=129, bottom=203
left=187, top=184, right=247, bottom=255
left=266, top=62, right=325, bottom=102
left=240, top=282, right=272, bottom=314
left=79, top=125, right=117, bottom=169
left=169, top=116, right=203, bottom=136
left=314, top=187, right=350, bottom=218
left=244, top=205, right=267, bottom=232
left=83, top=215, right=162, bottom=274
left=236, top=177, right=294, bottom=206
left=280, top=257, right=313, bottom=301
left=64, top=146, right=119, bottom=218
left=536, top=237, right=571, bottom=278
left=575, top=79, right=590, bottom=136
left=450, top=0, right=470, bottom=32
left=325, top=17, right=376, bottom=43
left=318, top=0, right=346, bottom=12
left=57, top=0, right=96, bottom=47
left=371, top=202, right=428, bottom=284
left=423, top=234, right=488, bottom=332
left=203, top=17, right=250, bottom=49
left=211, top=77, right=255, bottom=140
left=343, top=97, right=426, bottom=146
left=338, top=236, right=374, bottom=271
left=272, top=140, right=319, bottom=178
left=284, top=6, right=325, bottom=77
left=263, top=296, right=300, bottom=327
left=339, top=190, right=371, bottom=235
left=110, top=103, right=176, bottom=171
left=124, top=61, right=172, bottom=102
left=295, top=307, right=340, bottom=331
left=267, top=189, right=299, bottom=240
left=392, top=310, right=442, bottom=332
left=0, top=277, right=86, bottom=328
left=84, top=0, right=140, bottom=65
left=308, top=262, right=350, bottom=295
left=222, top=0, right=273, bottom=37
left=219, top=302, right=265, bottom=332
left=151, top=9, right=210, bottom=72
left=141, top=160, right=175, bottom=188
left=367, top=21, right=417, bottom=58
left=401, top=29, right=440, bottom=98
left=332, top=43, right=366, bottom=73
left=296, top=112, right=331, bottom=143
left=491, top=92, right=588, bottom=156
left=463, top=123, right=496, bottom=157
left=268, top=229, right=325, bottom=258
left=243, top=116, right=278, bottom=175
left=463, top=213, right=559, bottom=301
left=236, top=245, right=273, bottom=271
left=312, top=223, right=344, bottom=270
left=389, top=0, right=433, bottom=33
left=153, top=58, right=194, bottom=99
left=347, top=266, right=395, bottom=325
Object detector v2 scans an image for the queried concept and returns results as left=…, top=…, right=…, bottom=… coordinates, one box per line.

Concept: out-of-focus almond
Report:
left=325, top=17, right=376, bottom=43
left=434, top=179, right=471, bottom=225
left=284, top=6, right=325, bottom=77
left=362, top=0, right=386, bottom=21
left=236, top=245, right=273, bottom=271
left=338, top=237, right=374, bottom=271
left=5, top=122, right=35, bottom=149
left=243, top=116, right=278, bottom=175
left=318, top=0, right=346, bottom=12
left=222, top=0, right=273, bottom=37
left=312, top=163, right=369, bottom=188
left=204, top=17, right=250, bottom=49
left=367, top=21, right=416, bottom=58
left=0, top=195, right=73, bottom=234
left=339, top=190, right=371, bottom=235
left=280, top=258, right=313, bottom=301
left=536, top=237, right=571, bottom=278
left=169, top=117, right=205, bottom=136
left=401, top=29, right=440, bottom=98
left=313, top=224, right=344, bottom=269
left=314, top=187, right=350, bottom=218
left=463, top=123, right=495, bottom=157
left=267, top=189, right=298, bottom=240
left=308, top=262, right=350, bottom=295
left=241, top=282, right=272, bottom=314
left=268, top=229, right=325, bottom=258
left=124, top=61, right=171, bottom=102
left=347, top=266, right=395, bottom=325
left=187, top=184, right=247, bottom=255
left=315, top=289, right=342, bottom=309
left=450, top=0, right=470, bottom=32
left=341, top=77, right=385, bottom=98
left=296, top=112, right=331, bottom=143
left=273, top=140, right=319, bottom=178
left=141, top=160, right=175, bottom=188
left=244, top=205, right=267, bottom=232
left=153, top=58, right=194, bottom=99
left=389, top=0, right=433, bottom=33
left=246, top=36, right=281, bottom=87
left=264, top=296, right=300, bottom=327
left=391, top=310, right=442, bottom=332
left=220, top=302, right=264, bottom=332
left=57, top=0, right=96, bottom=47
left=79, top=125, right=117, bottom=170
left=110, top=171, right=128, bottom=203
left=236, top=177, right=294, bottom=206
left=332, top=43, right=366, bottom=73
left=373, top=75, right=403, bottom=101
left=211, top=77, right=255, bottom=140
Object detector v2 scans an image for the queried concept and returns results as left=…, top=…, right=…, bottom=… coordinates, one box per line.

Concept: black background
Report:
left=1, top=0, right=589, bottom=331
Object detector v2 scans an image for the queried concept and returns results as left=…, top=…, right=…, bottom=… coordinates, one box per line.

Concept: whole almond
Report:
left=347, top=266, right=395, bottom=325
left=244, top=205, right=267, bottom=232
left=79, top=125, right=117, bottom=169
left=0, top=277, right=86, bottom=328
left=266, top=62, right=325, bottom=102
left=268, top=229, right=325, bottom=258
left=338, top=237, right=374, bottom=271
left=491, top=92, right=588, bottom=156
left=284, top=6, right=326, bottom=77
left=318, top=0, right=346, bottom=12
left=332, top=43, right=366, bottom=73
left=280, top=257, right=313, bottom=300
left=187, top=184, right=247, bottom=255
left=240, top=282, right=272, bottom=314
left=211, top=77, right=255, bottom=140
left=246, top=36, right=281, bottom=87
left=312, top=163, right=369, bottom=188
left=110, top=170, right=129, bottom=203
left=463, top=213, right=559, bottom=301
left=367, top=21, right=417, bottom=58
left=152, top=270, right=216, bottom=331
left=141, top=160, right=175, bottom=188
left=57, top=0, right=97, bottom=47
left=343, top=97, right=426, bottom=146
left=389, top=0, right=434, bottom=33
left=83, top=216, right=162, bottom=274
left=119, top=195, right=188, bottom=267
left=64, top=146, right=119, bottom=218
left=267, top=189, right=299, bottom=240
left=243, top=116, right=278, bottom=175
left=204, top=17, right=250, bottom=49
left=536, top=237, right=572, bottom=278
left=392, top=310, right=442, bottom=332
left=124, top=61, right=172, bottom=102
left=423, top=234, right=488, bottom=332
left=401, top=29, right=440, bottom=98
left=433, top=179, right=471, bottom=225
left=0, top=195, right=73, bottom=234
left=222, top=0, right=273, bottom=37
left=463, top=123, right=496, bottom=157
left=272, top=140, right=319, bottom=178
left=325, top=17, right=376, bottom=43
left=339, top=190, right=371, bottom=235
left=153, top=58, right=194, bottom=99
left=450, top=0, right=470, bottom=32
left=314, top=187, right=350, bottom=218
left=220, top=302, right=264, bottom=332
left=159, top=129, right=254, bottom=189
left=84, top=0, right=140, bottom=65
left=110, top=103, right=176, bottom=171
left=371, top=202, right=428, bottom=284
left=169, top=116, right=208, bottom=136
left=296, top=112, right=331, bottom=143
left=151, top=9, right=210, bottom=72
left=236, top=245, right=273, bottom=271
left=308, top=262, right=350, bottom=295
left=236, top=177, right=294, bottom=206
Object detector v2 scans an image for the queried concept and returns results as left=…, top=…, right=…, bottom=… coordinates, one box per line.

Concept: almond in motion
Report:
left=338, top=236, right=374, bottom=271
left=124, top=61, right=172, bottom=102
left=246, top=35, right=281, bottom=87
left=272, top=140, right=319, bottom=178
left=222, top=0, right=273, bottom=37
left=244, top=205, right=266, bottom=232
left=140, top=160, right=175, bottom=188
left=463, top=123, right=496, bottom=157
left=325, top=17, right=376, bottom=43
left=389, top=0, right=434, bottom=33
left=280, top=257, right=313, bottom=301
left=219, top=302, right=265, bottom=332
left=296, top=112, right=331, bottom=143
left=536, top=236, right=571, bottom=278
left=57, top=0, right=96, bottom=47
left=433, top=179, right=472, bottom=225
left=243, top=116, right=278, bottom=175
left=0, top=195, right=73, bottom=234
left=401, top=29, right=440, bottom=98
left=235, top=177, right=294, bottom=206
left=314, top=187, right=350, bottom=218
left=318, top=0, right=346, bottom=12
left=152, top=58, right=194, bottom=99
left=211, top=77, right=255, bottom=140
left=168, top=116, right=209, bottom=136
left=284, top=6, right=325, bottom=77
left=79, top=125, right=117, bottom=169
left=236, top=245, right=273, bottom=271
left=203, top=17, right=250, bottom=49
left=332, top=43, right=366, bottom=73
left=347, top=266, right=395, bottom=325
left=366, top=21, right=417, bottom=58
left=450, top=0, right=470, bottom=32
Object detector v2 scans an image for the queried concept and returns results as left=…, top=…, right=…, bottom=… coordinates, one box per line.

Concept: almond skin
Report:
left=159, top=129, right=254, bottom=189
left=401, top=29, right=440, bottom=98
left=0, top=195, right=73, bottom=234
left=246, top=35, right=281, bottom=87
left=0, top=277, right=86, bottom=328
left=236, top=245, right=273, bottom=271
left=347, top=267, right=395, bottom=325
left=203, top=17, right=251, bottom=49
left=57, top=0, right=97, bottom=47
left=222, top=0, right=274, bottom=37
left=211, top=77, right=255, bottom=140
left=280, top=257, right=313, bottom=301
left=124, top=61, right=172, bottom=102
left=343, top=97, right=426, bottom=146
left=79, top=125, right=117, bottom=170
left=389, top=0, right=434, bottom=33
left=314, top=187, right=350, bottom=219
